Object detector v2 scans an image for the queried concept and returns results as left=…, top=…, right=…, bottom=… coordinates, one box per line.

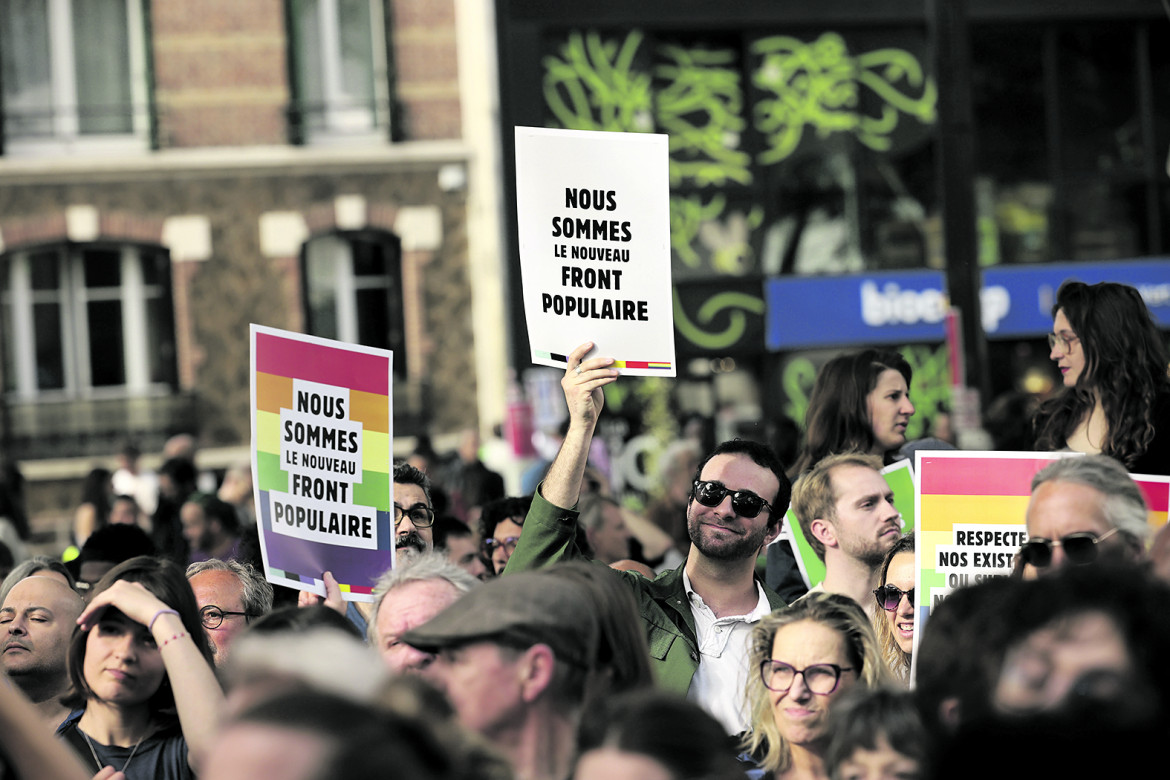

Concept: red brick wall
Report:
left=151, top=0, right=290, bottom=147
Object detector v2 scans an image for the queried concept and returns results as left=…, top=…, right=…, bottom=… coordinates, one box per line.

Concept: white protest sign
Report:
left=515, top=126, right=675, bottom=376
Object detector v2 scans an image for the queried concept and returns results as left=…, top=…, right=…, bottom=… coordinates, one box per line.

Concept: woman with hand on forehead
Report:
left=1034, top=279, right=1170, bottom=475
left=57, top=556, right=222, bottom=780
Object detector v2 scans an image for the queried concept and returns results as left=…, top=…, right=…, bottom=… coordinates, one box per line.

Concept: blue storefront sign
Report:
left=765, top=259, right=1170, bottom=350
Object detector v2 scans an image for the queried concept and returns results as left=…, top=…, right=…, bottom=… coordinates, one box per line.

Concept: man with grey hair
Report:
left=369, top=551, right=478, bottom=674
left=578, top=493, right=632, bottom=565
left=1019, top=455, right=1149, bottom=576
left=186, top=558, right=274, bottom=666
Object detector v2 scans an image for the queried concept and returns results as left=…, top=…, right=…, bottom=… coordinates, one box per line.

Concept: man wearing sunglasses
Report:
left=503, top=342, right=792, bottom=736
left=1020, top=455, right=1148, bottom=576
left=790, top=453, right=903, bottom=619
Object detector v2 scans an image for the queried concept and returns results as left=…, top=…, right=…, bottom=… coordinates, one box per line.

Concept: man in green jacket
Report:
left=505, top=342, right=791, bottom=735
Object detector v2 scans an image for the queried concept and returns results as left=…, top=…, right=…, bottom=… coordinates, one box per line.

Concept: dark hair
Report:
left=577, top=690, right=745, bottom=780
left=793, top=350, right=914, bottom=475
left=80, top=467, right=113, bottom=529
left=393, top=461, right=433, bottom=510
left=158, top=457, right=197, bottom=490
left=478, top=495, right=533, bottom=541
left=1034, top=280, right=1170, bottom=468
left=187, top=493, right=241, bottom=536
left=691, top=439, right=792, bottom=528
left=78, top=524, right=155, bottom=565
left=431, top=516, right=472, bottom=550
left=826, top=687, right=928, bottom=780
left=65, top=556, right=213, bottom=715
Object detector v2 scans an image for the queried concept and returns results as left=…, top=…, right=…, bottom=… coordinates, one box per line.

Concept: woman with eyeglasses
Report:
left=742, top=593, right=892, bottom=780
left=1033, top=279, right=1170, bottom=475
left=57, top=556, right=222, bottom=780
left=872, top=534, right=915, bottom=685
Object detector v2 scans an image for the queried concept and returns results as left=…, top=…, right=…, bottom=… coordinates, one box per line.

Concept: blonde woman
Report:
left=872, top=534, right=915, bottom=684
left=743, top=593, right=892, bottom=780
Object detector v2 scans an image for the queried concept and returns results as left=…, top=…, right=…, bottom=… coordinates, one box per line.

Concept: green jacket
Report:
left=504, top=490, right=787, bottom=694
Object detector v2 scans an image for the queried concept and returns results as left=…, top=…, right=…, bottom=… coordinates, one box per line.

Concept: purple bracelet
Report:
left=149, top=608, right=180, bottom=631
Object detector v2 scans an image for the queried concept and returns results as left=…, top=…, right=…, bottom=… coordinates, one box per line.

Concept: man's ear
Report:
left=763, top=518, right=782, bottom=547
left=810, top=518, right=837, bottom=549
left=517, top=644, right=556, bottom=703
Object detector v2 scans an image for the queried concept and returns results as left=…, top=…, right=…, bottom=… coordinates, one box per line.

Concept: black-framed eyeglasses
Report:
left=760, top=661, right=854, bottom=695
left=199, top=605, right=254, bottom=630
left=874, top=584, right=914, bottom=611
left=692, top=480, right=773, bottom=518
left=1019, top=527, right=1120, bottom=568
left=481, top=536, right=521, bottom=558
left=1047, top=331, right=1080, bottom=353
left=394, top=503, right=435, bottom=529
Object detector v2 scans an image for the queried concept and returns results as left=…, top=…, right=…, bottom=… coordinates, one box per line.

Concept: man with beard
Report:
left=393, top=463, right=436, bottom=553
left=504, top=343, right=791, bottom=736
left=790, top=453, right=903, bottom=619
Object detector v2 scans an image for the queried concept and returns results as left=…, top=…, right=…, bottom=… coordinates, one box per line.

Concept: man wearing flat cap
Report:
left=404, top=569, right=600, bottom=780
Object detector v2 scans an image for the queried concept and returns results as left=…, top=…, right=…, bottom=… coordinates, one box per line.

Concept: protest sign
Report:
left=515, top=126, right=675, bottom=376
left=915, top=451, right=1068, bottom=616
left=251, top=325, right=393, bottom=602
left=786, top=459, right=916, bottom=588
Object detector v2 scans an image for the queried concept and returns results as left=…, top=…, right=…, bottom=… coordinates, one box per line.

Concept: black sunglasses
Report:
left=1019, top=527, right=1120, bottom=568
left=873, top=584, right=914, bottom=611
left=691, top=480, right=773, bottom=518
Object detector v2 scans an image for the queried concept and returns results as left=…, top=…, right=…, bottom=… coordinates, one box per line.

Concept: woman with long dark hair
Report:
left=58, top=556, right=222, bottom=779
left=791, top=350, right=916, bottom=476
left=1033, top=280, right=1170, bottom=475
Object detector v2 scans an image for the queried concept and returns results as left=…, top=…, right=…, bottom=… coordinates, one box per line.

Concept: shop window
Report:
left=0, top=0, right=150, bottom=155
left=301, top=231, right=405, bottom=374
left=0, top=243, right=176, bottom=398
left=289, top=0, right=391, bottom=144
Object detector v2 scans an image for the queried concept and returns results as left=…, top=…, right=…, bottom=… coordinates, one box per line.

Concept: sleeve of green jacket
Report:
left=501, top=486, right=585, bottom=574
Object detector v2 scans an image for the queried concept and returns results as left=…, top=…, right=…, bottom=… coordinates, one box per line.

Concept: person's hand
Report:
left=77, top=580, right=168, bottom=632
left=93, top=766, right=126, bottom=780
left=296, top=571, right=346, bottom=616
left=562, top=342, right=618, bottom=431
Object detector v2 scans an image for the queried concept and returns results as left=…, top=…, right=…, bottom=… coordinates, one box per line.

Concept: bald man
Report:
left=1, top=576, right=84, bottom=729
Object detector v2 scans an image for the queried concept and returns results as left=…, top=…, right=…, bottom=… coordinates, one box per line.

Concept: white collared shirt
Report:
left=683, top=569, right=773, bottom=735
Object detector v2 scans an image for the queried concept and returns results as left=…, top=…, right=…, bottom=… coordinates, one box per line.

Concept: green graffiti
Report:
left=673, top=288, right=765, bottom=349
left=751, top=32, right=936, bottom=165
left=671, top=194, right=763, bottom=274
left=655, top=44, right=752, bottom=188
left=780, top=344, right=953, bottom=440
left=670, top=193, right=728, bottom=269
left=899, top=345, right=952, bottom=441
left=781, top=356, right=818, bottom=425
left=543, top=31, right=654, bottom=132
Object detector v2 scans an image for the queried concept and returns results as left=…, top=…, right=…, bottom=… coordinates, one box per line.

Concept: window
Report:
left=289, top=0, right=391, bottom=144
left=302, top=231, right=405, bottom=373
left=0, top=244, right=176, bottom=398
left=0, top=0, right=149, bottom=154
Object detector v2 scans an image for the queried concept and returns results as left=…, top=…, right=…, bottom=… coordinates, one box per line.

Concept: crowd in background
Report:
left=0, top=279, right=1166, bottom=779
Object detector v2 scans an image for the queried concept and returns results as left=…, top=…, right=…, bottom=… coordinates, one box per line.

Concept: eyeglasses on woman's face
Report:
left=759, top=660, right=854, bottom=695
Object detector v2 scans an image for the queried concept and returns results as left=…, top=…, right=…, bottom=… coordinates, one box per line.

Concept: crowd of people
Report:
left=0, top=278, right=1167, bottom=779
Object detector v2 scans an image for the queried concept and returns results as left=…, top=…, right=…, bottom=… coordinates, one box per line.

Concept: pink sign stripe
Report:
left=1138, top=480, right=1169, bottom=512
left=255, top=332, right=389, bottom=395
left=918, top=456, right=1055, bottom=496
